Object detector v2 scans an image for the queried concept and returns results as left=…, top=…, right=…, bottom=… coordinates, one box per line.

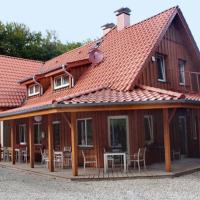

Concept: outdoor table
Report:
left=104, top=152, right=127, bottom=173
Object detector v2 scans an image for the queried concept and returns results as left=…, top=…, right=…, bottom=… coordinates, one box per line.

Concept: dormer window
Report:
left=28, top=84, right=40, bottom=97
left=54, top=75, right=69, bottom=90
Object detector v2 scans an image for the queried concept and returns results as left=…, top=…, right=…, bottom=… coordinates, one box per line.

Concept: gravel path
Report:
left=0, top=166, right=200, bottom=200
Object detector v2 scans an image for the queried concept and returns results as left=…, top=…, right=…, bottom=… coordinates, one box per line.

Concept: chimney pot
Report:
left=101, top=23, right=115, bottom=36
left=114, top=7, right=131, bottom=31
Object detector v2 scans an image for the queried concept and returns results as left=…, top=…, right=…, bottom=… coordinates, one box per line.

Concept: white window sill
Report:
left=158, top=79, right=166, bottom=83
left=54, top=84, right=69, bottom=90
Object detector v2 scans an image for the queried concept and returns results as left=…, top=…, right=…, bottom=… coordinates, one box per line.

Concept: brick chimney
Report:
left=114, top=7, right=131, bottom=31
left=101, top=23, right=115, bottom=35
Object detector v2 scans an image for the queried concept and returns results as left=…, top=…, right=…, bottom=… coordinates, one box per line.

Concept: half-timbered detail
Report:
left=0, top=6, right=200, bottom=177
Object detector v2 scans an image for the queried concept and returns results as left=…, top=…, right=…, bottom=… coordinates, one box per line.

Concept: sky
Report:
left=0, top=0, right=199, bottom=48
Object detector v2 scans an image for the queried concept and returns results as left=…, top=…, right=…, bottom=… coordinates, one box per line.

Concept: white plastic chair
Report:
left=54, top=151, right=64, bottom=168
left=82, top=151, right=97, bottom=170
left=127, top=147, right=146, bottom=172
left=40, top=148, right=49, bottom=168
left=21, top=147, right=28, bottom=163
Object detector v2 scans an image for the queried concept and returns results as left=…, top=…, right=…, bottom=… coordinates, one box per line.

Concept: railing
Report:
left=163, top=68, right=200, bottom=93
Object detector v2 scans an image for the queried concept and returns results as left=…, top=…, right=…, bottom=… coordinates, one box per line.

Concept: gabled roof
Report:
left=0, top=55, right=43, bottom=108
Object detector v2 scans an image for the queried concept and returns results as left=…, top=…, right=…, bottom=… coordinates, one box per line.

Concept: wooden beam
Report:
left=29, top=118, right=34, bottom=168
left=163, top=109, right=171, bottom=172
left=1, top=103, right=200, bottom=121
left=10, top=120, right=16, bottom=165
left=47, top=115, right=54, bottom=172
left=71, top=112, right=78, bottom=176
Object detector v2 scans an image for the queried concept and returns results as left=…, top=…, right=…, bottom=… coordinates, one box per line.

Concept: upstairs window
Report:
left=28, top=84, right=40, bottom=97
left=54, top=75, right=69, bottom=90
left=178, top=59, right=186, bottom=85
left=144, top=115, right=154, bottom=144
left=156, top=54, right=166, bottom=82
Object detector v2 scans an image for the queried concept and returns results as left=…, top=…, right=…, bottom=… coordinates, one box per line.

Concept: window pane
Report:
left=55, top=77, right=62, bottom=87
left=35, top=85, right=40, bottom=93
left=34, top=124, right=42, bottom=144
left=19, top=125, right=26, bottom=143
left=53, top=123, right=60, bottom=150
left=110, top=118, right=127, bottom=151
left=178, top=60, right=185, bottom=84
left=144, top=118, right=151, bottom=141
left=29, top=86, right=34, bottom=94
left=86, top=119, right=93, bottom=145
left=156, top=55, right=165, bottom=81
left=62, top=75, right=68, bottom=85
left=78, top=120, right=86, bottom=146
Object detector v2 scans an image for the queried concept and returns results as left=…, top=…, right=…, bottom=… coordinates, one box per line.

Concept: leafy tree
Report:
left=0, top=21, right=83, bottom=61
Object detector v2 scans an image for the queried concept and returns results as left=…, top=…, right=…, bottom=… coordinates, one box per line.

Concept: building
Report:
left=0, top=6, right=200, bottom=176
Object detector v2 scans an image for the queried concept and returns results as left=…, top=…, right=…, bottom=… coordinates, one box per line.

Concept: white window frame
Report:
left=19, top=124, right=26, bottom=145
left=144, top=115, right=154, bottom=145
left=178, top=60, right=186, bottom=85
left=77, top=118, right=93, bottom=148
left=156, top=54, right=166, bottom=82
left=34, top=122, right=42, bottom=145
left=108, top=115, right=129, bottom=154
left=54, top=75, right=69, bottom=90
left=28, top=84, right=40, bottom=97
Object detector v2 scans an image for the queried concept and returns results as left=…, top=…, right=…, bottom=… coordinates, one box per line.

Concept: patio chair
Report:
left=127, top=147, right=146, bottom=172
left=172, top=149, right=181, bottom=160
left=21, top=147, right=28, bottom=163
left=40, top=148, right=49, bottom=168
left=63, top=146, right=71, bottom=167
left=54, top=151, right=64, bottom=168
left=82, top=150, right=97, bottom=170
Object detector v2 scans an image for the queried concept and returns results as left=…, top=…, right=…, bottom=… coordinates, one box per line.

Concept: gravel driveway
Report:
left=0, top=166, right=200, bottom=200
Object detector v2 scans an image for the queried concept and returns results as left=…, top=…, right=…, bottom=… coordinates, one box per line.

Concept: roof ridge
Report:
left=126, top=6, right=178, bottom=30
left=138, top=85, right=185, bottom=98
left=0, top=54, right=43, bottom=64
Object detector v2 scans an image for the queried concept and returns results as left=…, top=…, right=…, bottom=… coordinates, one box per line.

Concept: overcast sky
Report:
left=0, top=0, right=199, bottom=48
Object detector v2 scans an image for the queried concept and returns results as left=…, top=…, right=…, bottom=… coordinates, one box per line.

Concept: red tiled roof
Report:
left=0, top=55, right=43, bottom=107
left=1, top=85, right=200, bottom=117
left=1, top=6, right=199, bottom=116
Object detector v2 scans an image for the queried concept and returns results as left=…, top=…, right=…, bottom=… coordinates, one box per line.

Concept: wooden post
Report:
left=48, top=115, right=54, bottom=172
left=71, top=112, right=78, bottom=176
left=163, top=108, right=171, bottom=172
left=11, top=120, right=16, bottom=165
left=29, top=118, right=34, bottom=168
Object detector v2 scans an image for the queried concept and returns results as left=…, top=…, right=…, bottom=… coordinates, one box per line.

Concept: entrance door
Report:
left=53, top=121, right=61, bottom=151
left=178, top=116, right=188, bottom=156
left=108, top=116, right=129, bottom=153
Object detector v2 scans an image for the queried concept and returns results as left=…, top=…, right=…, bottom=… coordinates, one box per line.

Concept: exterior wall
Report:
left=137, top=17, right=199, bottom=93
left=4, top=108, right=200, bottom=167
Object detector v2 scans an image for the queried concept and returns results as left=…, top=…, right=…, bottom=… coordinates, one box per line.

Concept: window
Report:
left=53, top=121, right=61, bottom=150
left=193, top=116, right=198, bottom=140
left=156, top=54, right=166, bottom=82
left=108, top=116, right=128, bottom=152
left=144, top=115, right=154, bottom=144
left=77, top=118, right=93, bottom=147
left=54, top=75, right=69, bottom=90
left=19, top=124, right=26, bottom=144
left=28, top=84, right=40, bottom=96
left=34, top=123, right=42, bottom=144
left=178, top=59, right=186, bottom=85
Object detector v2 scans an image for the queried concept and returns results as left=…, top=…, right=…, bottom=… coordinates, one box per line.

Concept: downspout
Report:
left=61, top=64, right=74, bottom=87
left=33, top=75, right=43, bottom=95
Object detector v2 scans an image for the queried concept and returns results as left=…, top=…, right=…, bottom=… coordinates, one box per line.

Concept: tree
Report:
left=0, top=21, right=83, bottom=61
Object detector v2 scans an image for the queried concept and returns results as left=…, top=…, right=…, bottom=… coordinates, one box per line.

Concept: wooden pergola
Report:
left=1, top=102, right=199, bottom=176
